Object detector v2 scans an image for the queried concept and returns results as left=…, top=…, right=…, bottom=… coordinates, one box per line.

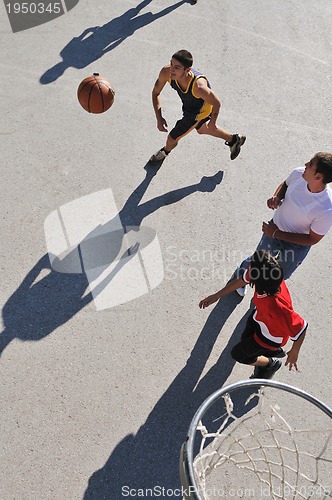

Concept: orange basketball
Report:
left=77, top=73, right=115, bottom=113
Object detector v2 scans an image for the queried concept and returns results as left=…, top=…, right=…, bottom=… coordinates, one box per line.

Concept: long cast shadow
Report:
left=0, top=254, right=92, bottom=356
left=83, top=294, right=251, bottom=499
left=0, top=167, right=223, bottom=356
left=40, top=0, right=188, bottom=84
left=50, top=167, right=224, bottom=300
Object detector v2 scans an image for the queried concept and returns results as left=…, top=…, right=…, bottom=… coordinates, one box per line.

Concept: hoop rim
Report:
left=182, top=379, right=332, bottom=500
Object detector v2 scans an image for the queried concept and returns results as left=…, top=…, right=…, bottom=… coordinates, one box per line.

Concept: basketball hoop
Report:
left=180, top=380, right=332, bottom=500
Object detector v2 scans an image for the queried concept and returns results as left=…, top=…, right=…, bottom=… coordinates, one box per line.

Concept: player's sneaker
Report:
left=251, top=365, right=265, bottom=379
left=254, top=359, right=282, bottom=380
left=236, top=285, right=247, bottom=297
left=149, top=149, right=168, bottom=163
left=227, top=134, right=246, bottom=160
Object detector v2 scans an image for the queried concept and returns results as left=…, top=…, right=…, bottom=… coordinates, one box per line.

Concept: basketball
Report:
left=77, top=73, right=115, bottom=113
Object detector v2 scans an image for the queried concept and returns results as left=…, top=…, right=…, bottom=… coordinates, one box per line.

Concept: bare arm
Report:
left=285, top=330, right=307, bottom=371
left=194, top=79, right=221, bottom=128
left=267, top=181, right=288, bottom=209
left=262, top=223, right=324, bottom=246
left=199, top=276, right=247, bottom=309
left=152, top=66, right=170, bottom=132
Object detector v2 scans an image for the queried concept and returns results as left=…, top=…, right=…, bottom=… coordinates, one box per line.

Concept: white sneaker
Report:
left=149, top=149, right=168, bottom=163
left=236, top=285, right=247, bottom=297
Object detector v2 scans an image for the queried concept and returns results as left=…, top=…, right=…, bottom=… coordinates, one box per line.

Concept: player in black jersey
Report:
left=150, top=49, right=245, bottom=163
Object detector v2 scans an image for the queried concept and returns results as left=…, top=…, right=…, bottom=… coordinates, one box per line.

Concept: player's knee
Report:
left=196, top=125, right=205, bottom=135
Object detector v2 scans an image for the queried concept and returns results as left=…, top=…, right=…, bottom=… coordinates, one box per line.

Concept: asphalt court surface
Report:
left=1, top=0, right=332, bottom=498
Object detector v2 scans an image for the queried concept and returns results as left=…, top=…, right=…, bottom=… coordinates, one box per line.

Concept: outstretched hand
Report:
left=285, top=351, right=299, bottom=371
left=199, top=293, right=219, bottom=309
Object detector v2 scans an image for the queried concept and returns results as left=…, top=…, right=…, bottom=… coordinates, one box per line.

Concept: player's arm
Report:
left=285, top=329, right=307, bottom=371
left=199, top=276, right=246, bottom=309
left=152, top=66, right=170, bottom=132
left=262, top=223, right=324, bottom=246
left=267, top=181, right=288, bottom=209
left=194, top=79, right=221, bottom=128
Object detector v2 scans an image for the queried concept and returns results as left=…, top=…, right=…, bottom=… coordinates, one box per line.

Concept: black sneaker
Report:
left=251, top=365, right=266, bottom=379
left=226, top=134, right=246, bottom=160
left=258, top=358, right=282, bottom=380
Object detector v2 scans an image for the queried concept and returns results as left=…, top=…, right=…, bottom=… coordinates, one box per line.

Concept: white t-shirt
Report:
left=273, top=167, right=332, bottom=235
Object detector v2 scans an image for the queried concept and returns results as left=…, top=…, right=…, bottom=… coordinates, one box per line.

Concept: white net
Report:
left=189, top=382, right=332, bottom=500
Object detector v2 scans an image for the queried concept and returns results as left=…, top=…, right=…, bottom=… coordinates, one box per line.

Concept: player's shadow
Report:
left=40, top=0, right=188, bottom=84
left=0, top=254, right=93, bottom=356
left=83, top=298, right=254, bottom=499
left=0, top=167, right=224, bottom=356
left=49, top=166, right=224, bottom=303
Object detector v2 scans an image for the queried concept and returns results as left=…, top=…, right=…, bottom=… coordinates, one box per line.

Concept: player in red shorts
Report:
left=199, top=250, right=307, bottom=379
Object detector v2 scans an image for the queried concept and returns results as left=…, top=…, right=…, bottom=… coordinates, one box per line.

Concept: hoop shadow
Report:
left=83, top=295, right=254, bottom=498
left=40, top=0, right=188, bottom=84
left=0, top=167, right=223, bottom=356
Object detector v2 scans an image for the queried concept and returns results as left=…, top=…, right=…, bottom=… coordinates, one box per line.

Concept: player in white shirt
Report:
left=236, top=152, right=332, bottom=295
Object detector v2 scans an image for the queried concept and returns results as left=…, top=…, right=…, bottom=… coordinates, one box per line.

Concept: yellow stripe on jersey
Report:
left=191, top=75, right=212, bottom=121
